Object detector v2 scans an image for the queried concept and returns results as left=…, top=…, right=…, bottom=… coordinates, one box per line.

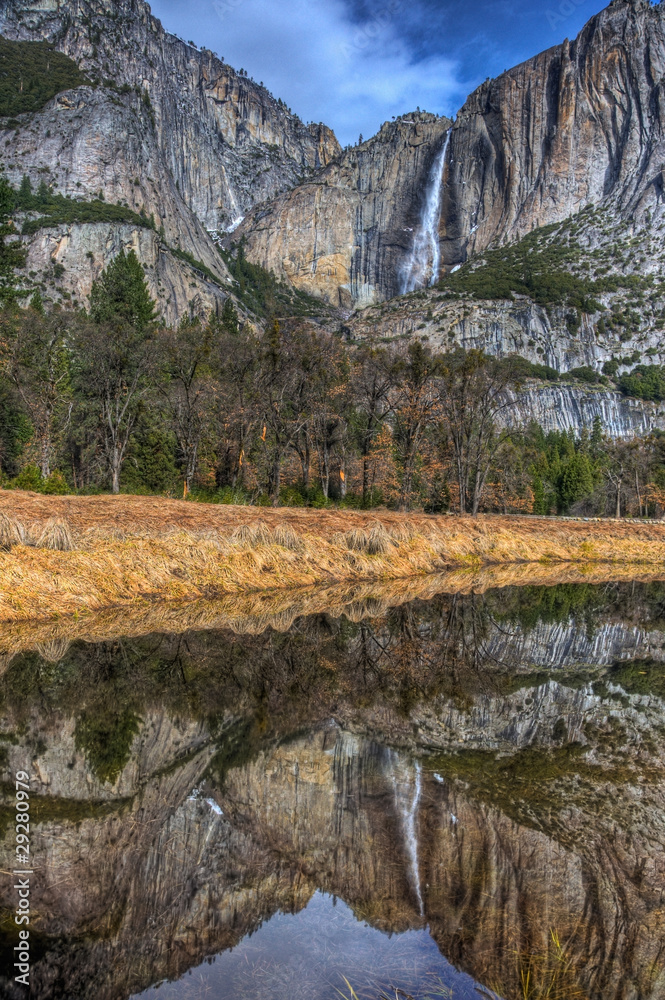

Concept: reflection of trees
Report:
left=3, top=582, right=665, bottom=744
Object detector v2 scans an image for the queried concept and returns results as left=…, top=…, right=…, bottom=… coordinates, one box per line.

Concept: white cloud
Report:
left=149, top=0, right=463, bottom=144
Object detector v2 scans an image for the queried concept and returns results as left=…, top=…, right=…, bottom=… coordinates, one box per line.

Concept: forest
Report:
left=1, top=242, right=665, bottom=518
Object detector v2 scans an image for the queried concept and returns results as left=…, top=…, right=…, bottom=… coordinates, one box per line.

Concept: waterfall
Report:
left=389, top=752, right=424, bottom=916
left=399, top=129, right=451, bottom=294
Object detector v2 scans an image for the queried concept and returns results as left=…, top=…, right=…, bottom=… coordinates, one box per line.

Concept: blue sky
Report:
left=149, top=0, right=607, bottom=145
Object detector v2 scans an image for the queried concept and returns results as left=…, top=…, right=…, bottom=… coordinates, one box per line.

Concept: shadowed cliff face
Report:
left=1, top=582, right=664, bottom=1000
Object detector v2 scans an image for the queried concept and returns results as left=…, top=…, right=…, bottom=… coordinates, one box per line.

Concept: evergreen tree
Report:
left=221, top=296, right=239, bottom=336
left=0, top=177, right=26, bottom=304
left=18, top=175, right=33, bottom=208
left=77, top=253, right=159, bottom=493
left=557, top=452, right=594, bottom=513
left=532, top=473, right=546, bottom=515
left=89, top=249, right=157, bottom=333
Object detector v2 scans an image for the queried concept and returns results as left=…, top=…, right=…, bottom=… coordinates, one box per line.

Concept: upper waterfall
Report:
left=399, top=130, right=451, bottom=294
left=389, top=752, right=424, bottom=916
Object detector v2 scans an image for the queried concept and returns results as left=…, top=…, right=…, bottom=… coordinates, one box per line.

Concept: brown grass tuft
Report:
left=388, top=522, right=418, bottom=544
left=35, top=518, right=75, bottom=552
left=339, top=528, right=369, bottom=552
left=366, top=522, right=394, bottom=556
left=230, top=521, right=272, bottom=547
left=272, top=524, right=304, bottom=552
left=0, top=513, right=25, bottom=551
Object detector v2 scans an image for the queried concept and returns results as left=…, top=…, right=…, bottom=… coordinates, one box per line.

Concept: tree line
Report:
left=1, top=249, right=665, bottom=518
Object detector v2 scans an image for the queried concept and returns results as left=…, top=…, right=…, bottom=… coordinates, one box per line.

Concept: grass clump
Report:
left=272, top=524, right=304, bottom=552
left=366, top=522, right=393, bottom=555
left=36, top=518, right=75, bottom=552
left=230, top=521, right=272, bottom=547
left=0, top=38, right=89, bottom=117
left=0, top=512, right=24, bottom=551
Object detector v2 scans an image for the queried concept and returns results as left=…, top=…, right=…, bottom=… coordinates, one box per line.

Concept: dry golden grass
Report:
left=1, top=489, right=665, bottom=625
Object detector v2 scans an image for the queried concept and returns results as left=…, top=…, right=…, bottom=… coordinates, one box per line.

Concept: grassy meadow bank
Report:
left=1, top=490, right=665, bottom=624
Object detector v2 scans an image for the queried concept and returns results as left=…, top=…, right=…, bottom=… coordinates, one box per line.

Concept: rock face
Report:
left=440, top=0, right=665, bottom=264
left=236, top=0, right=665, bottom=309
left=0, top=0, right=340, bottom=316
left=236, top=113, right=452, bottom=308
left=500, top=383, right=665, bottom=438
left=23, top=220, right=228, bottom=327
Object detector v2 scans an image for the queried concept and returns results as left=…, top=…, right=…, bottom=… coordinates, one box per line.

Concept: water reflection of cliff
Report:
left=0, top=583, right=664, bottom=1000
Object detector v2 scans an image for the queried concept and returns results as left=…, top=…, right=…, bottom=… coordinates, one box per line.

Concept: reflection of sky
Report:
left=149, top=0, right=605, bottom=145
left=133, top=889, right=495, bottom=1000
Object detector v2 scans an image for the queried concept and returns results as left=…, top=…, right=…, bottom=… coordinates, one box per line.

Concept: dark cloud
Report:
left=148, top=0, right=606, bottom=145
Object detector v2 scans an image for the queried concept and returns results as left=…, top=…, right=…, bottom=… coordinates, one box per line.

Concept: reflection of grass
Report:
left=513, top=929, right=589, bottom=1000
left=336, top=978, right=457, bottom=1000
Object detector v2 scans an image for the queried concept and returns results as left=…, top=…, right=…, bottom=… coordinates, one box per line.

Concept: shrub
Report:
left=17, top=177, right=154, bottom=235
left=618, top=364, right=665, bottom=402
left=568, top=366, right=602, bottom=384
left=220, top=241, right=328, bottom=318
left=437, top=219, right=641, bottom=312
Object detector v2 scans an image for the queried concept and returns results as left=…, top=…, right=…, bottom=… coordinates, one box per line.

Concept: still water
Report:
left=1, top=581, right=664, bottom=1000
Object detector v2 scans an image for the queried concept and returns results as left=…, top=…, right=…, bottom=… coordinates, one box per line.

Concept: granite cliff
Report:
left=238, top=0, right=665, bottom=307
left=235, top=112, right=452, bottom=308
left=0, top=0, right=340, bottom=321
left=3, top=0, right=665, bottom=436
left=441, top=0, right=665, bottom=265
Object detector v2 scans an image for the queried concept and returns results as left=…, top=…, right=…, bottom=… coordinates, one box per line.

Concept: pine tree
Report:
left=532, top=474, right=546, bottom=515
left=221, top=296, right=239, bottom=336
left=558, top=452, right=594, bottom=513
left=0, top=177, right=26, bottom=304
left=89, top=249, right=157, bottom=333
left=18, top=174, right=33, bottom=208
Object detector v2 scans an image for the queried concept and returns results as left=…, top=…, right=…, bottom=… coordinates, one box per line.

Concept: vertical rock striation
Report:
left=0, top=0, right=340, bottom=316
left=441, top=0, right=665, bottom=262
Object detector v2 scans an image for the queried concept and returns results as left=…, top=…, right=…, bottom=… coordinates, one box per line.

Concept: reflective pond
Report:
left=1, top=580, right=665, bottom=1000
